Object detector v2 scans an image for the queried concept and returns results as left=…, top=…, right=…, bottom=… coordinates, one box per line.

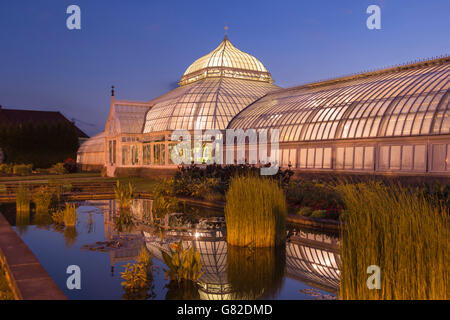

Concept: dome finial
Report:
left=224, top=25, right=228, bottom=40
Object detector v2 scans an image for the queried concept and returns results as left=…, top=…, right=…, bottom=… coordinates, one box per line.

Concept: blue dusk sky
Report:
left=0, top=0, right=449, bottom=136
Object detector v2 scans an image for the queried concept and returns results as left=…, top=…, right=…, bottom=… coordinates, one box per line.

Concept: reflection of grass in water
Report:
left=16, top=184, right=30, bottom=213
left=33, top=211, right=52, bottom=226
left=15, top=210, right=30, bottom=235
left=114, top=181, right=134, bottom=210
left=338, top=182, right=449, bottom=300
left=64, top=227, right=78, bottom=248
left=114, top=208, right=134, bottom=233
left=165, top=280, right=200, bottom=300
left=227, top=245, right=285, bottom=299
left=63, top=203, right=77, bottom=227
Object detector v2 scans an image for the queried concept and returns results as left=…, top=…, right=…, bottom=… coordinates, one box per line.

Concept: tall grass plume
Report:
left=225, top=175, right=286, bottom=247
left=337, top=182, right=449, bottom=300
left=16, top=184, right=30, bottom=213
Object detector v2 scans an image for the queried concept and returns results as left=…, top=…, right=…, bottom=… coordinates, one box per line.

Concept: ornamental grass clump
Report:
left=16, top=184, right=30, bottom=213
left=337, top=182, right=449, bottom=300
left=225, top=175, right=286, bottom=247
left=114, top=181, right=134, bottom=209
left=32, top=187, right=52, bottom=213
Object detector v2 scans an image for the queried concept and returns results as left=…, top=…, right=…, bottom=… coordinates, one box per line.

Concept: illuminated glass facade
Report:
left=229, top=57, right=450, bottom=174
left=143, top=77, right=277, bottom=132
left=76, top=132, right=105, bottom=169
left=77, top=34, right=449, bottom=176
left=229, top=61, right=449, bottom=141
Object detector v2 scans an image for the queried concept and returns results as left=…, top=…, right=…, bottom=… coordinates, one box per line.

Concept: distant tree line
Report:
left=0, top=122, right=79, bottom=168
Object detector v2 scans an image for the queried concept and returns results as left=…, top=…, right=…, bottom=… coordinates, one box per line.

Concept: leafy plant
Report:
left=0, top=163, right=13, bottom=174
left=120, top=247, right=154, bottom=300
left=114, top=181, right=134, bottom=209
left=153, top=195, right=179, bottom=219
left=121, top=263, right=149, bottom=291
left=161, top=240, right=203, bottom=283
left=286, top=180, right=343, bottom=211
left=12, top=164, right=32, bottom=176
left=63, top=158, right=77, bottom=173
left=50, top=162, right=67, bottom=175
left=310, top=209, right=327, bottom=219
left=32, top=186, right=52, bottom=213
left=51, top=210, right=64, bottom=225
left=297, top=206, right=313, bottom=216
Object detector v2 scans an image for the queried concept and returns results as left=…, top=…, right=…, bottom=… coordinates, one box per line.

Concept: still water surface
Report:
left=1, top=199, right=340, bottom=300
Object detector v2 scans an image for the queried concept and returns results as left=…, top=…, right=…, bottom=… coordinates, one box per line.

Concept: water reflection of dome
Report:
left=95, top=199, right=341, bottom=298
left=144, top=228, right=341, bottom=300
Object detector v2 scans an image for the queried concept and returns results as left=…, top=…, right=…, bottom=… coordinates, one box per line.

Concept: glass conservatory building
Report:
left=77, top=35, right=449, bottom=177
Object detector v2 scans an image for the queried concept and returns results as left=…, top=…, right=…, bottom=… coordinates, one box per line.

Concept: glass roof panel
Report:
left=228, top=58, right=450, bottom=142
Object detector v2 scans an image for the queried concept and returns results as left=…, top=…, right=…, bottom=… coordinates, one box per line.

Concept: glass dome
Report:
left=144, top=77, right=277, bottom=132
left=179, top=36, right=273, bottom=86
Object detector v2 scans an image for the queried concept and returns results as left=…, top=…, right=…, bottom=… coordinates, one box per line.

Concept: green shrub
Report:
left=173, top=164, right=294, bottom=198
left=32, top=187, right=52, bottom=213
left=225, top=175, right=286, bottom=247
left=297, top=206, right=313, bottom=216
left=62, top=183, right=73, bottom=192
left=16, top=184, right=30, bottom=213
left=286, top=180, right=343, bottom=211
left=203, top=191, right=225, bottom=202
left=13, top=164, right=32, bottom=176
left=114, top=181, right=134, bottom=209
left=0, top=122, right=79, bottom=168
left=50, top=163, right=67, bottom=175
left=337, top=182, right=449, bottom=300
left=310, top=209, right=327, bottom=219
left=0, top=163, right=13, bottom=174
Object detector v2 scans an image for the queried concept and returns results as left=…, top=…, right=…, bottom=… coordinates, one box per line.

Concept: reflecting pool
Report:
left=0, top=199, right=340, bottom=300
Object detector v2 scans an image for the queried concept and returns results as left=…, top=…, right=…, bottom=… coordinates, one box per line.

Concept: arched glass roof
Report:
left=78, top=131, right=105, bottom=153
left=228, top=58, right=450, bottom=142
left=180, top=36, right=273, bottom=86
left=143, top=77, right=277, bottom=133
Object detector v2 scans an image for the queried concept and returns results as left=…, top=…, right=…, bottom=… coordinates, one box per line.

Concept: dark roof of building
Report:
left=0, top=106, right=89, bottom=138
